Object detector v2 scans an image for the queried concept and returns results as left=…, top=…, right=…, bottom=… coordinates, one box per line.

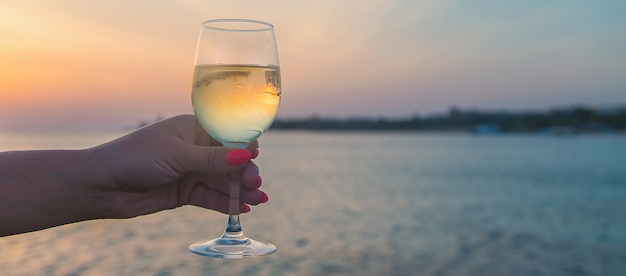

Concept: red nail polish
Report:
left=257, top=176, right=263, bottom=188
left=243, top=205, right=251, bottom=213
left=227, top=149, right=251, bottom=166
left=261, top=191, right=269, bottom=203
left=251, top=148, right=259, bottom=159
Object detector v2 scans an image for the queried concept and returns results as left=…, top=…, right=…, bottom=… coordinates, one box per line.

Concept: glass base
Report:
left=189, top=233, right=277, bottom=259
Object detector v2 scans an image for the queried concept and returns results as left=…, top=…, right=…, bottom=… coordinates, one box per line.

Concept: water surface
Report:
left=1, top=131, right=625, bottom=275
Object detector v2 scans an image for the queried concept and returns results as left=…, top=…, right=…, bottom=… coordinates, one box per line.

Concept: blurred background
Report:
left=1, top=1, right=625, bottom=275
left=2, top=0, right=625, bottom=131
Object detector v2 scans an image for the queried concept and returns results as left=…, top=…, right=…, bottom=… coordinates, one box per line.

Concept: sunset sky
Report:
left=1, top=0, right=625, bottom=131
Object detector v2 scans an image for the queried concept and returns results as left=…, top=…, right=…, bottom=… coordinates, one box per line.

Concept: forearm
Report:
left=0, top=149, right=110, bottom=237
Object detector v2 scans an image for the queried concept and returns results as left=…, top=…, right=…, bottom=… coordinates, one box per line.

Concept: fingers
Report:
left=183, top=162, right=260, bottom=191
left=174, top=138, right=260, bottom=175
left=176, top=175, right=268, bottom=206
left=247, top=141, right=259, bottom=159
left=175, top=144, right=251, bottom=174
left=240, top=162, right=261, bottom=189
left=179, top=182, right=268, bottom=215
left=185, top=185, right=253, bottom=215
left=217, top=162, right=263, bottom=192
left=175, top=165, right=268, bottom=214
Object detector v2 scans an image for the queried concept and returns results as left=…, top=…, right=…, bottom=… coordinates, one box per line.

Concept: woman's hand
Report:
left=0, top=114, right=268, bottom=237
left=93, top=114, right=268, bottom=218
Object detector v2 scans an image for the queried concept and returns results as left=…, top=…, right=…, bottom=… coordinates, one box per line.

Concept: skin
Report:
left=0, top=115, right=267, bottom=237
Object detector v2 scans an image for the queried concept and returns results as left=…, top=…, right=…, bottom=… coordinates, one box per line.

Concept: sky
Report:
left=1, top=0, right=625, bottom=131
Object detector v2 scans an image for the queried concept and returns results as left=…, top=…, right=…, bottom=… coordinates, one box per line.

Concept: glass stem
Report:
left=225, top=169, right=243, bottom=235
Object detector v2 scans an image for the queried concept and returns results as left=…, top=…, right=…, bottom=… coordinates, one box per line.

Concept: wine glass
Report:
left=188, top=19, right=280, bottom=259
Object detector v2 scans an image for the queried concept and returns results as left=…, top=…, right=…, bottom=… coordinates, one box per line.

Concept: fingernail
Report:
left=251, top=148, right=259, bottom=159
left=227, top=149, right=251, bottom=166
left=261, top=191, right=269, bottom=203
left=242, top=205, right=251, bottom=213
left=257, top=176, right=263, bottom=188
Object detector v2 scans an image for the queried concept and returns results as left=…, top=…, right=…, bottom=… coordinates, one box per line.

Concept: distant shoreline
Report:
left=269, top=105, right=626, bottom=134
left=134, top=105, right=626, bottom=135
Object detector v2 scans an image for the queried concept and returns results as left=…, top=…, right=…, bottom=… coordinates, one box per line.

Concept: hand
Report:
left=92, top=114, right=268, bottom=218
left=0, top=114, right=269, bottom=237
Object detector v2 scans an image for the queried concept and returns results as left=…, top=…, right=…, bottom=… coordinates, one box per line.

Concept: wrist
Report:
left=82, top=146, right=117, bottom=218
left=0, top=149, right=112, bottom=236
left=80, top=147, right=115, bottom=214
left=45, top=148, right=113, bottom=222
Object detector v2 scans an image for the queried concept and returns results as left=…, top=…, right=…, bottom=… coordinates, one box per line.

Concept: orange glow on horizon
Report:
left=0, top=3, right=194, bottom=126
left=1, top=1, right=624, bottom=131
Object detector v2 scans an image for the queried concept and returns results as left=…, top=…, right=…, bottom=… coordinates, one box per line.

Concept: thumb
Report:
left=175, top=144, right=252, bottom=174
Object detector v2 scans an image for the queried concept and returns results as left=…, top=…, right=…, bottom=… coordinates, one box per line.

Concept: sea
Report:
left=0, top=130, right=625, bottom=276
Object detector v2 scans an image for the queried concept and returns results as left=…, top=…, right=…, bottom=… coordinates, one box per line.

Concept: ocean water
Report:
left=0, top=131, right=625, bottom=275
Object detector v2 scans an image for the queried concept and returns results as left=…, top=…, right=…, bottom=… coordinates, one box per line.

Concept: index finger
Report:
left=247, top=140, right=259, bottom=159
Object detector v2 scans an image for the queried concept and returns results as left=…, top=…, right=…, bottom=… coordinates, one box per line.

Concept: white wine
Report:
left=192, top=64, right=281, bottom=148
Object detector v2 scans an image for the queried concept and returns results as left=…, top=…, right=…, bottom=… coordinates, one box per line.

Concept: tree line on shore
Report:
left=270, top=105, right=626, bottom=134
